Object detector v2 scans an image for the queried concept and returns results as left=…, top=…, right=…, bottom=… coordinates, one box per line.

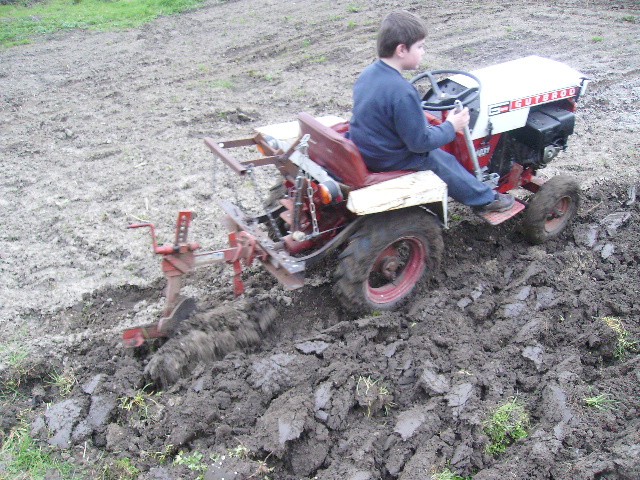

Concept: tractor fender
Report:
left=345, top=170, right=449, bottom=227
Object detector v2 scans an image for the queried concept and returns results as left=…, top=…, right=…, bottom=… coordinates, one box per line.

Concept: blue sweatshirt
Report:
left=349, top=60, right=456, bottom=172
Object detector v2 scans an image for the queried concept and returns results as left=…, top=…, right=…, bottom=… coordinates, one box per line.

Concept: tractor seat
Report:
left=297, top=112, right=411, bottom=189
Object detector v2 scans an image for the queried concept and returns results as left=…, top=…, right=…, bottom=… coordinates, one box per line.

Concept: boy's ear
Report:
left=394, top=43, right=408, bottom=58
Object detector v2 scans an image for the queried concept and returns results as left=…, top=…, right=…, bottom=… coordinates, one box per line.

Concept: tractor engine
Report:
left=490, top=102, right=576, bottom=177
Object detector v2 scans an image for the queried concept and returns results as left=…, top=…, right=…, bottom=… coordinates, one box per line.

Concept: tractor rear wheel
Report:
left=334, top=209, right=443, bottom=315
left=522, top=175, right=580, bottom=244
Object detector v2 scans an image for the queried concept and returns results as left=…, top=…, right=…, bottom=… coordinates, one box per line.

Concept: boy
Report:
left=348, top=11, right=514, bottom=213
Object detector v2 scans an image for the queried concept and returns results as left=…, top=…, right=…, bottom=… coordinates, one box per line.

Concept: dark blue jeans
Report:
left=418, top=149, right=495, bottom=207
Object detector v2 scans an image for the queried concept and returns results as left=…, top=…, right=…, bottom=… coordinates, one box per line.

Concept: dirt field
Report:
left=1, top=0, right=639, bottom=479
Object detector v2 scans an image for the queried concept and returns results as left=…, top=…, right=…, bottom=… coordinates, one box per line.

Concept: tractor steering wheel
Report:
left=409, top=69, right=481, bottom=111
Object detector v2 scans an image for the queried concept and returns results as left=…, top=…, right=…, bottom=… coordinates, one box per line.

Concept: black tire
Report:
left=522, top=175, right=580, bottom=244
left=334, top=208, right=443, bottom=315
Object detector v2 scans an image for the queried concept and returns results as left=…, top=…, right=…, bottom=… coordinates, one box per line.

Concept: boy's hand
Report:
left=446, top=107, right=470, bottom=133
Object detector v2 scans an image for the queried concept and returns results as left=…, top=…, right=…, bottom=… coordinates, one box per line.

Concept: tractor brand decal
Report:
left=489, top=101, right=510, bottom=116
left=475, top=145, right=491, bottom=157
left=510, top=87, right=578, bottom=110
left=489, top=86, right=579, bottom=116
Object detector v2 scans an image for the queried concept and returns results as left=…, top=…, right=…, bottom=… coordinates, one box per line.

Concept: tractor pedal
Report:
left=477, top=199, right=526, bottom=225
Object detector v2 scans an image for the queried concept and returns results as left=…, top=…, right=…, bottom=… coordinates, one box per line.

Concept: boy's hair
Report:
left=377, top=11, right=426, bottom=58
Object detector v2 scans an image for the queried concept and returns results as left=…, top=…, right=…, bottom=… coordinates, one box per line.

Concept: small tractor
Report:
left=123, top=56, right=589, bottom=347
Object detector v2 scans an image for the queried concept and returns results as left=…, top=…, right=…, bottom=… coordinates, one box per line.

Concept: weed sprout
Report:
left=483, top=398, right=530, bottom=455
left=601, top=316, right=638, bottom=359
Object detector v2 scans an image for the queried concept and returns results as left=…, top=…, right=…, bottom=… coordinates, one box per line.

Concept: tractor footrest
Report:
left=477, top=200, right=526, bottom=225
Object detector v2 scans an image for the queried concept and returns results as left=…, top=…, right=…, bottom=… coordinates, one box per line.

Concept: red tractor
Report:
left=123, top=56, right=588, bottom=347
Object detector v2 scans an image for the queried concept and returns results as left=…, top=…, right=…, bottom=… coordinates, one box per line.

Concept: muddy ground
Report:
left=1, top=0, right=639, bottom=479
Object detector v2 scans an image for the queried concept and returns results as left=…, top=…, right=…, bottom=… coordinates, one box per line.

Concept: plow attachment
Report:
left=122, top=207, right=304, bottom=347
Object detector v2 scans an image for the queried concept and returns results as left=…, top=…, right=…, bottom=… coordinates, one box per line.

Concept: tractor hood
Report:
left=453, top=56, right=589, bottom=139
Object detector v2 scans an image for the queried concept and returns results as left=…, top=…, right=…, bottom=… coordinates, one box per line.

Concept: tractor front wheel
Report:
left=334, top=209, right=443, bottom=315
left=522, top=175, right=580, bottom=244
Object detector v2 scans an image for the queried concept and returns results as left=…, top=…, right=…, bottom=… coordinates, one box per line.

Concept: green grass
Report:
left=100, top=457, right=141, bottom=479
left=4, top=348, right=29, bottom=369
left=210, top=78, right=234, bottom=89
left=0, top=0, right=209, bottom=47
left=601, top=316, right=638, bottom=359
left=146, top=443, right=175, bottom=464
left=432, top=467, right=473, bottom=480
left=355, top=375, right=395, bottom=417
left=0, top=348, right=32, bottom=401
left=483, top=398, right=530, bottom=455
left=46, top=369, right=77, bottom=397
left=228, top=444, right=249, bottom=459
left=584, top=392, right=618, bottom=411
left=0, top=421, right=80, bottom=479
left=118, top=383, right=161, bottom=420
left=173, top=450, right=208, bottom=479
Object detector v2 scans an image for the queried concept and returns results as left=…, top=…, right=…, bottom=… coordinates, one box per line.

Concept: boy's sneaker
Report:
left=473, top=193, right=515, bottom=214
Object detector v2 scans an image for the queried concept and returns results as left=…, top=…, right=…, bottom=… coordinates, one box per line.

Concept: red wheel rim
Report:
left=544, top=196, right=572, bottom=234
left=366, top=236, right=427, bottom=306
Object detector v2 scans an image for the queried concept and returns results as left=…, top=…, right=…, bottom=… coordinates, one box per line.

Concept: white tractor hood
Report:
left=453, top=56, right=589, bottom=139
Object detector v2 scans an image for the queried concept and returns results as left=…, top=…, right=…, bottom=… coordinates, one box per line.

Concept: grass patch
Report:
left=118, top=383, right=161, bottom=420
left=145, top=443, right=175, bottom=464
left=355, top=375, right=395, bottom=417
left=101, top=457, right=140, bottom=479
left=46, top=369, right=77, bottom=397
left=210, top=78, right=234, bottom=89
left=173, top=449, right=208, bottom=479
left=431, top=467, right=473, bottom=480
left=247, top=69, right=279, bottom=83
left=0, top=419, right=79, bottom=479
left=228, top=443, right=249, bottom=459
left=0, top=0, right=208, bottom=47
left=584, top=392, right=618, bottom=411
left=252, top=458, right=274, bottom=479
left=310, top=54, right=327, bottom=63
left=483, top=398, right=529, bottom=455
left=601, top=316, right=638, bottom=359
left=0, top=347, right=33, bottom=402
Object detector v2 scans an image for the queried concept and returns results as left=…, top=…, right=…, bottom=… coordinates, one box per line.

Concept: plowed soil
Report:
left=1, top=1, right=639, bottom=479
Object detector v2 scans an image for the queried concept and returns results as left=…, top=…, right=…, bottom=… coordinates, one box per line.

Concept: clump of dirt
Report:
left=1, top=0, right=639, bottom=479
left=145, top=299, right=277, bottom=387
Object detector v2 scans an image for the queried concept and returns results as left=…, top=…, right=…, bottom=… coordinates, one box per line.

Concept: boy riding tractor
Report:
left=122, top=12, right=588, bottom=347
